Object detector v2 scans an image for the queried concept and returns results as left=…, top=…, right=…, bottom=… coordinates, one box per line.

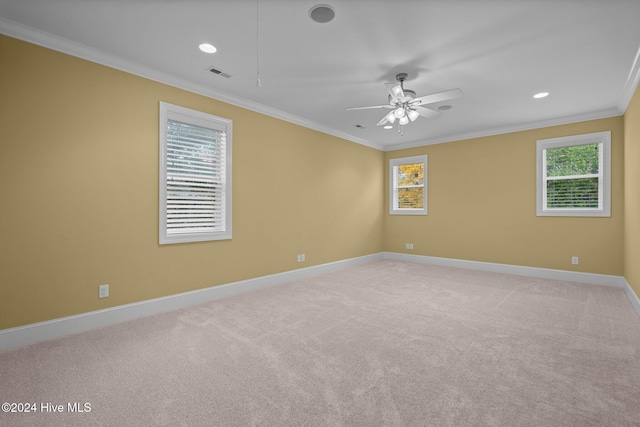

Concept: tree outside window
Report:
left=390, top=155, right=427, bottom=215
left=536, top=131, right=610, bottom=217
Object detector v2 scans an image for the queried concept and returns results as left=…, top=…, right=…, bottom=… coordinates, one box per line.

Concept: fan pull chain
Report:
left=256, top=0, right=261, bottom=87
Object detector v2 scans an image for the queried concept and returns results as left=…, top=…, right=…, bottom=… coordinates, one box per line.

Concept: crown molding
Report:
left=383, top=108, right=623, bottom=151
left=0, top=18, right=383, bottom=152
left=618, top=42, right=640, bottom=113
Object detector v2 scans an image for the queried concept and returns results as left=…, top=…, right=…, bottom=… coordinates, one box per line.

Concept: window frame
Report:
left=159, top=102, right=232, bottom=244
left=536, top=131, right=610, bottom=217
left=389, top=155, right=428, bottom=216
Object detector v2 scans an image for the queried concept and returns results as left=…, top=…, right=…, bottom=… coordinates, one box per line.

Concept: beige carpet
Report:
left=1, top=260, right=639, bottom=426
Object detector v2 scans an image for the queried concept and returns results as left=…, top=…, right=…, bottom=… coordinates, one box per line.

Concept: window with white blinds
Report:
left=390, top=155, right=428, bottom=215
left=159, top=102, right=232, bottom=244
left=536, top=131, right=610, bottom=217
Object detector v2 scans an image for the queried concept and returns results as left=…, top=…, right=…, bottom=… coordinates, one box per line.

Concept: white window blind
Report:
left=166, top=119, right=225, bottom=234
left=160, top=103, right=232, bottom=244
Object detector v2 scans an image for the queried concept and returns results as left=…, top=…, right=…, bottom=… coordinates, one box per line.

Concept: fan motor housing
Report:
left=389, top=89, right=416, bottom=104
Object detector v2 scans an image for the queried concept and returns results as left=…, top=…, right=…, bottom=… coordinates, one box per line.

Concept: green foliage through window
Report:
left=544, top=143, right=600, bottom=209
left=546, top=144, right=599, bottom=176
left=536, top=131, right=610, bottom=217
left=546, top=178, right=598, bottom=208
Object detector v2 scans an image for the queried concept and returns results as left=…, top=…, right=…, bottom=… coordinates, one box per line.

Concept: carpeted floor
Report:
left=1, top=260, right=639, bottom=426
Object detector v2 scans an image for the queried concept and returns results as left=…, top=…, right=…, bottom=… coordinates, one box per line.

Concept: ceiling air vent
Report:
left=207, top=67, right=231, bottom=78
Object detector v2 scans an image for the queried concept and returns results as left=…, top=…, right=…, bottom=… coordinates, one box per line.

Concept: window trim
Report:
left=389, top=155, right=428, bottom=215
left=536, top=131, right=610, bottom=217
left=159, top=102, right=232, bottom=244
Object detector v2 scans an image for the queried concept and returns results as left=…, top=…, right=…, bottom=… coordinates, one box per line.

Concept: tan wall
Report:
left=1, top=34, right=634, bottom=331
left=624, top=86, right=640, bottom=297
left=0, top=36, right=384, bottom=329
left=384, top=117, right=625, bottom=276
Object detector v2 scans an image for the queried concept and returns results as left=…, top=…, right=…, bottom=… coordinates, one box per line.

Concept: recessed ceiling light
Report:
left=437, top=105, right=452, bottom=111
left=199, top=43, right=217, bottom=54
left=533, top=92, right=549, bottom=99
left=383, top=125, right=393, bottom=130
left=309, top=4, right=335, bottom=23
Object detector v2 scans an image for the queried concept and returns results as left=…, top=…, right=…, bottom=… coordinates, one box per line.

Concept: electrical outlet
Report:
left=406, top=243, right=414, bottom=250
left=571, top=256, right=579, bottom=265
left=297, top=254, right=306, bottom=262
left=99, top=284, right=109, bottom=298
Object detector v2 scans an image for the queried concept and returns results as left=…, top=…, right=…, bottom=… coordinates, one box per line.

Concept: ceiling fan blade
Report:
left=376, top=115, right=389, bottom=126
left=411, top=88, right=463, bottom=106
left=414, top=106, right=443, bottom=119
left=346, top=104, right=394, bottom=110
left=385, top=83, right=404, bottom=102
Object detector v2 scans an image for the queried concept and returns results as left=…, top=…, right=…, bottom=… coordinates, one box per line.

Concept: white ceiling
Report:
left=2, top=0, right=640, bottom=150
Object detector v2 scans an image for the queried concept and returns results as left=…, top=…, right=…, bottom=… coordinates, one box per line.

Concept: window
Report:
left=390, top=155, right=427, bottom=215
left=159, top=102, right=232, bottom=244
left=536, top=131, right=610, bottom=217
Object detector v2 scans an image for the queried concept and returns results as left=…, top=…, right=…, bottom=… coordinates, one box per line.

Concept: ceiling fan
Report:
left=347, top=73, right=463, bottom=132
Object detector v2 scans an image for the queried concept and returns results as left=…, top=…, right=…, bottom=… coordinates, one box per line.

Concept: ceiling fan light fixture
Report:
left=345, top=72, right=463, bottom=134
left=385, top=111, right=397, bottom=124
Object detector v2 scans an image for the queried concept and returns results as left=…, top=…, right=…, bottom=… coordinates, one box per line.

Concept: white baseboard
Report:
left=3, top=251, right=639, bottom=352
left=624, top=278, right=640, bottom=316
left=383, top=252, right=640, bottom=318
left=0, top=253, right=384, bottom=352
left=383, top=252, right=626, bottom=287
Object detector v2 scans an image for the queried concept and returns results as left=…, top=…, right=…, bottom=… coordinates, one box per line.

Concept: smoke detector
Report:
left=309, top=4, right=335, bottom=23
